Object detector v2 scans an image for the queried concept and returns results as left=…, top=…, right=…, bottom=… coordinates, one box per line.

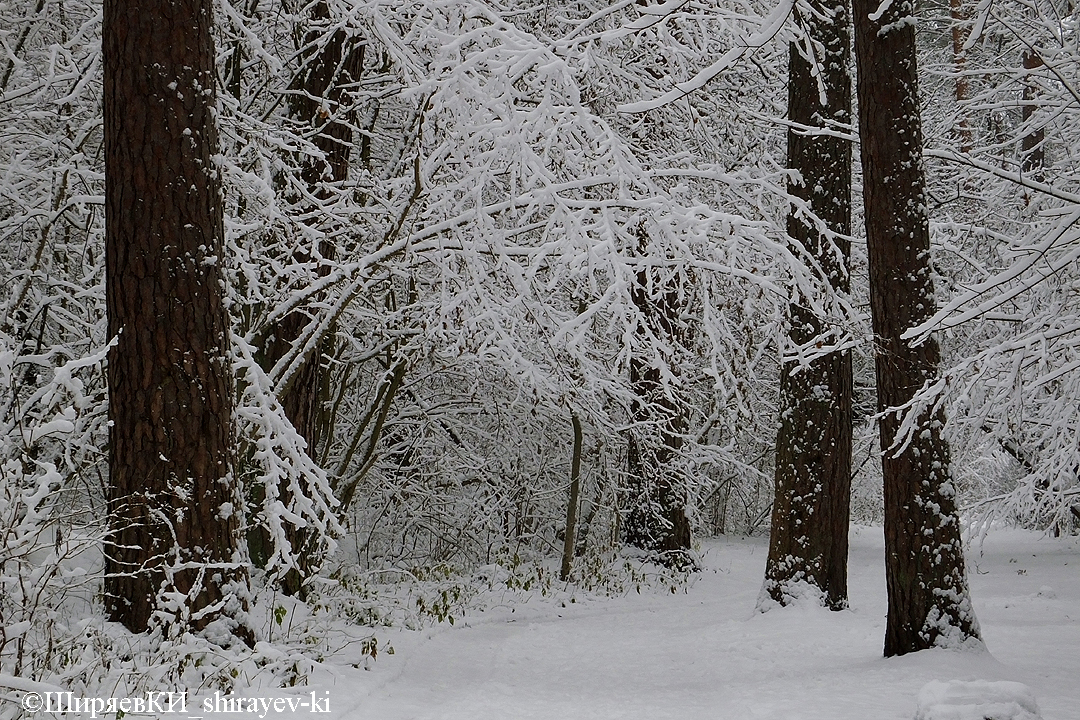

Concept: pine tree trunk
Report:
left=103, top=0, right=252, bottom=643
left=851, top=0, right=981, bottom=655
left=764, top=0, right=853, bottom=611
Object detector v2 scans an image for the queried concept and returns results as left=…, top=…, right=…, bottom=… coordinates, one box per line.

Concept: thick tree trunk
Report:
left=251, top=4, right=363, bottom=596
left=624, top=236, right=692, bottom=565
left=624, top=415, right=691, bottom=559
left=852, top=0, right=981, bottom=655
left=764, top=0, right=853, bottom=611
left=103, top=0, right=252, bottom=643
left=276, top=2, right=361, bottom=457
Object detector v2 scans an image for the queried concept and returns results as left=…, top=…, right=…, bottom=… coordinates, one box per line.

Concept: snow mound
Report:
left=756, top=579, right=829, bottom=612
left=915, top=680, right=1042, bottom=720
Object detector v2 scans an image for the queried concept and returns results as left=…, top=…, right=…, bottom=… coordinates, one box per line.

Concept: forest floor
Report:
left=306, top=527, right=1079, bottom=720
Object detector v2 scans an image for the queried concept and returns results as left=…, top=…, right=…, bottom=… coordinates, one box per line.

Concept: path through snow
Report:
left=319, top=527, right=1079, bottom=720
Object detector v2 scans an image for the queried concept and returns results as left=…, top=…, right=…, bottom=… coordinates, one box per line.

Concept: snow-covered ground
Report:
left=309, top=527, right=1078, bottom=720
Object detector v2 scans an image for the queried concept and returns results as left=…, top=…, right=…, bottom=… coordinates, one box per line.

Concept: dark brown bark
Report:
left=273, top=1, right=362, bottom=454
left=249, top=4, right=363, bottom=596
left=764, top=0, right=853, bottom=611
left=1021, top=49, right=1044, bottom=177
left=852, top=0, right=981, bottom=655
left=950, top=0, right=973, bottom=153
left=624, top=415, right=691, bottom=561
left=560, top=412, right=584, bottom=581
left=624, top=232, right=692, bottom=565
left=288, top=2, right=363, bottom=195
left=103, top=0, right=252, bottom=643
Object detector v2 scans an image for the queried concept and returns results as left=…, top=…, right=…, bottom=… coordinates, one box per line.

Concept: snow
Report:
left=298, top=527, right=1079, bottom=720
left=914, top=680, right=1041, bottom=720
left=617, top=0, right=795, bottom=113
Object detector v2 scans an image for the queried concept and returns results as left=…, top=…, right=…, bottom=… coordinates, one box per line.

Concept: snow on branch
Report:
left=617, top=0, right=794, bottom=113
left=233, top=334, right=342, bottom=576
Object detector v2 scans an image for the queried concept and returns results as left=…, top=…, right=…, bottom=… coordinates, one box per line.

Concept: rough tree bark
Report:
left=251, top=2, right=363, bottom=596
left=852, top=0, right=982, bottom=655
left=275, top=0, right=362, bottom=449
left=763, top=0, right=853, bottom=611
left=624, top=231, right=692, bottom=565
left=950, top=0, right=973, bottom=153
left=103, top=0, right=252, bottom=643
left=1020, top=48, right=1044, bottom=177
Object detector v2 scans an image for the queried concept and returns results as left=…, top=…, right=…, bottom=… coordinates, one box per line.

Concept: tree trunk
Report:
left=950, top=0, right=973, bottom=153
left=560, top=412, right=584, bottom=581
left=1020, top=49, right=1044, bottom=178
left=763, top=0, right=853, bottom=611
left=624, top=233, right=692, bottom=565
left=277, top=2, right=362, bottom=463
left=252, top=3, right=363, bottom=596
left=852, top=0, right=981, bottom=655
left=103, top=0, right=252, bottom=644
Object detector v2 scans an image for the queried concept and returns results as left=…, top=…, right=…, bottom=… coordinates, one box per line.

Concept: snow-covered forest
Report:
left=0, top=0, right=1078, bottom=714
